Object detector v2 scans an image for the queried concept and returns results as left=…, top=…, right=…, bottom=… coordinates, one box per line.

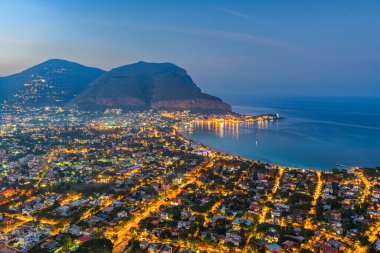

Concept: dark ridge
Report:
left=70, top=61, right=231, bottom=113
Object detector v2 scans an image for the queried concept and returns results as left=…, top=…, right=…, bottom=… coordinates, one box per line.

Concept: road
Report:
left=305, top=171, right=323, bottom=229
left=243, top=167, right=284, bottom=253
left=112, top=158, right=215, bottom=253
left=354, top=169, right=370, bottom=203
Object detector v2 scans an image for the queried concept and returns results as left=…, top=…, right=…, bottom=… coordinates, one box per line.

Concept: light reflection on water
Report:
left=181, top=97, right=380, bottom=170
left=182, top=114, right=380, bottom=170
left=191, top=119, right=279, bottom=140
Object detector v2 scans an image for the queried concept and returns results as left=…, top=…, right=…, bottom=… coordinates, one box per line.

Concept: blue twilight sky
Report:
left=0, top=0, right=379, bottom=97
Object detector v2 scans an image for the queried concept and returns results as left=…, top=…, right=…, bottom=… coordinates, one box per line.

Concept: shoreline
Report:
left=177, top=127, right=328, bottom=173
left=174, top=107, right=380, bottom=171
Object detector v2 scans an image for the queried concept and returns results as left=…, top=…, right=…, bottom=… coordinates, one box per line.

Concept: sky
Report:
left=0, top=0, right=379, bottom=97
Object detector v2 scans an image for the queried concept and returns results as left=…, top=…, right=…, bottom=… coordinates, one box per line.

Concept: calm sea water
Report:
left=185, top=97, right=380, bottom=170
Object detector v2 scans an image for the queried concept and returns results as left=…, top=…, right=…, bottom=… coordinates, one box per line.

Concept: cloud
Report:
left=82, top=20, right=295, bottom=52
left=72, top=18, right=334, bottom=61
left=212, top=5, right=252, bottom=20
left=160, top=26, right=298, bottom=51
left=156, top=25, right=336, bottom=61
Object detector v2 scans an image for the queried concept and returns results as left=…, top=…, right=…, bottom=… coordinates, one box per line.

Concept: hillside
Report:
left=70, top=61, right=231, bottom=113
left=0, top=59, right=105, bottom=107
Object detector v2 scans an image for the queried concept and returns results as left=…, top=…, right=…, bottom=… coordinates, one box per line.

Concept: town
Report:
left=0, top=109, right=379, bottom=253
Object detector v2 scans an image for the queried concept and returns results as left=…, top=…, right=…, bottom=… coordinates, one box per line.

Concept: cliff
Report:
left=70, top=61, right=231, bottom=113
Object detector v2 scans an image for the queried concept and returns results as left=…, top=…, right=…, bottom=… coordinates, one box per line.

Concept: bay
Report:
left=183, top=97, right=380, bottom=170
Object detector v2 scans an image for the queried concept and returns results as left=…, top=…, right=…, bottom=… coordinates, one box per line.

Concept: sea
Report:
left=183, top=96, right=380, bottom=170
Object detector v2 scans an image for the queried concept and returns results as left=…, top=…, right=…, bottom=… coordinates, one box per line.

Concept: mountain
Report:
left=70, top=61, right=231, bottom=113
left=0, top=59, right=105, bottom=107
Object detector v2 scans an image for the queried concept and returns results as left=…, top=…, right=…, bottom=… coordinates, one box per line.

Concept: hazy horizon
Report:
left=1, top=0, right=379, bottom=97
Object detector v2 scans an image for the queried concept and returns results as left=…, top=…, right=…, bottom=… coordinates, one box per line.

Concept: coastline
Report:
left=177, top=127, right=324, bottom=173
left=176, top=99, right=380, bottom=170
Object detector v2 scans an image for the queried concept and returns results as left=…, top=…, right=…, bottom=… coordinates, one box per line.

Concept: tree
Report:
left=264, top=201, right=274, bottom=208
left=331, top=182, right=339, bottom=196
left=195, top=215, right=205, bottom=225
left=300, top=228, right=315, bottom=239
left=315, top=199, right=323, bottom=218
left=358, top=235, right=370, bottom=246
left=128, top=238, right=141, bottom=251
left=287, top=193, right=312, bottom=205
left=76, top=238, right=114, bottom=253
left=29, top=245, right=50, bottom=253
left=179, top=230, right=188, bottom=240
left=300, top=249, right=313, bottom=253
left=225, top=241, right=235, bottom=248
left=61, top=235, right=73, bottom=251
left=166, top=206, right=181, bottom=220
